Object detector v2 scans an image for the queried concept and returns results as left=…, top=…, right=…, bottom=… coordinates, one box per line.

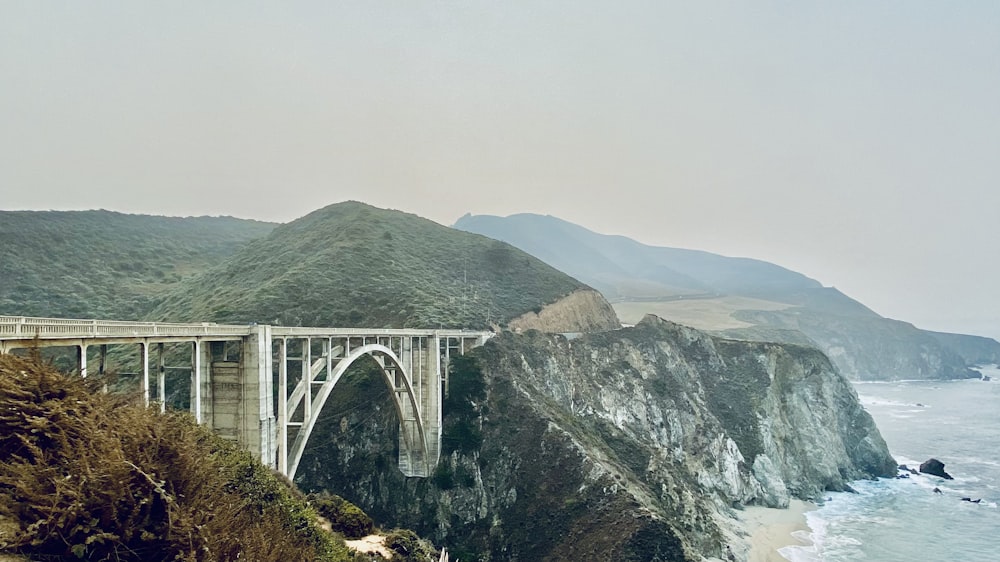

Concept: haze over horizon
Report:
left=2, top=3, right=998, bottom=341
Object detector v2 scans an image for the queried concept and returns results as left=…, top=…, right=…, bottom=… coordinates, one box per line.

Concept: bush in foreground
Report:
left=0, top=351, right=351, bottom=561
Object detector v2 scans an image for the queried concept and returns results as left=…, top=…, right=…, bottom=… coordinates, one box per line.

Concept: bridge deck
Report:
left=0, top=315, right=488, bottom=349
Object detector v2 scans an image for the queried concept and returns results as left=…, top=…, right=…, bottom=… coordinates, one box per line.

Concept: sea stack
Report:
left=919, top=458, right=954, bottom=480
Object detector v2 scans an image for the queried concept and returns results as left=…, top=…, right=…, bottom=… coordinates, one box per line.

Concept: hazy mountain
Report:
left=454, top=212, right=824, bottom=302
left=455, top=212, right=1000, bottom=380
left=0, top=210, right=275, bottom=320
left=151, top=202, right=618, bottom=330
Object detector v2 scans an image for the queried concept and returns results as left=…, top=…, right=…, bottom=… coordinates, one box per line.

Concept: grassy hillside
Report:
left=151, top=202, right=588, bottom=329
left=0, top=210, right=275, bottom=320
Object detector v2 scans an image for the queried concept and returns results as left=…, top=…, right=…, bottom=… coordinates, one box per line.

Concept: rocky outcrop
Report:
left=919, top=458, right=954, bottom=480
left=506, top=288, right=621, bottom=333
left=296, top=315, right=895, bottom=561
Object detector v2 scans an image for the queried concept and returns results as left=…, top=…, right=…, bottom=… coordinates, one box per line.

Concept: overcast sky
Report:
left=2, top=2, right=998, bottom=340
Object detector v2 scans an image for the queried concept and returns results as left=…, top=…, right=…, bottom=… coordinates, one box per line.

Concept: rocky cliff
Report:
left=296, top=316, right=894, bottom=561
left=725, top=310, right=980, bottom=381
left=506, top=288, right=621, bottom=333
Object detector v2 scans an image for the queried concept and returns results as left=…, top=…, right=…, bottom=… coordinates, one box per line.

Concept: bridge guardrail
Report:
left=0, top=316, right=253, bottom=340
left=1, top=316, right=493, bottom=341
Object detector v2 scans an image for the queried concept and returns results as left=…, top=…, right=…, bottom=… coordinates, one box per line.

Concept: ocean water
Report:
left=781, top=365, right=1000, bottom=561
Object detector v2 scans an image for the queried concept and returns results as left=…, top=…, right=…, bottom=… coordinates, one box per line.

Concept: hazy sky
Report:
left=2, top=2, right=998, bottom=340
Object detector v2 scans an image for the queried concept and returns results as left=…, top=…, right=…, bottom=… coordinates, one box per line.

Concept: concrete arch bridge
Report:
left=0, top=316, right=491, bottom=479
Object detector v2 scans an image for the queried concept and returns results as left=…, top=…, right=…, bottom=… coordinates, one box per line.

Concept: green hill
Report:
left=455, top=212, right=1000, bottom=380
left=0, top=210, right=275, bottom=320
left=151, top=202, right=594, bottom=329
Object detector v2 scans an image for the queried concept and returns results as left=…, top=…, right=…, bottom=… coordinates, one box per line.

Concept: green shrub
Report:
left=384, top=529, right=438, bottom=562
left=432, top=462, right=455, bottom=490
left=308, top=492, right=375, bottom=539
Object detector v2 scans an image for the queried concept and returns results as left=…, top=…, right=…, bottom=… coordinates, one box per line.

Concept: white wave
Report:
left=952, top=456, right=1000, bottom=469
left=778, top=511, right=829, bottom=561
left=857, top=395, right=930, bottom=408
left=893, top=454, right=924, bottom=467
left=779, top=542, right=821, bottom=562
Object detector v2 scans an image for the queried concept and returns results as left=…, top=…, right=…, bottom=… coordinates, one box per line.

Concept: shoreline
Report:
left=739, top=499, right=816, bottom=562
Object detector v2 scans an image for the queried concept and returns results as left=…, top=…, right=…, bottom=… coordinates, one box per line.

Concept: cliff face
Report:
left=727, top=310, right=980, bottom=381
left=927, top=330, right=1000, bottom=366
left=506, top=288, right=621, bottom=333
left=296, top=316, right=894, bottom=561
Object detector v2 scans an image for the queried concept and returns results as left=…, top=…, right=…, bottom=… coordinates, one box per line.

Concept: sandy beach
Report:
left=739, top=499, right=816, bottom=562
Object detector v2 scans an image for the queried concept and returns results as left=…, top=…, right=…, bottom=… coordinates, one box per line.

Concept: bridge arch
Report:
left=284, top=343, right=428, bottom=481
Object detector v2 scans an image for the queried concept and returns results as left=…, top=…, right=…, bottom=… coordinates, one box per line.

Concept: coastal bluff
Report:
left=296, top=315, right=895, bottom=560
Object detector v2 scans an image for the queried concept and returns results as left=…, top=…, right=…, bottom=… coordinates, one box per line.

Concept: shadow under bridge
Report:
left=271, top=328, right=491, bottom=479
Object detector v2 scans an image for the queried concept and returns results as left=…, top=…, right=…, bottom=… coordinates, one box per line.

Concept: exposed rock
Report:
left=297, top=315, right=895, bottom=560
left=506, top=288, right=620, bottom=333
left=919, top=458, right=954, bottom=480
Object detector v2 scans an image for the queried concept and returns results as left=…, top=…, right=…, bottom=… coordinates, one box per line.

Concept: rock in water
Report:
left=919, top=458, right=954, bottom=479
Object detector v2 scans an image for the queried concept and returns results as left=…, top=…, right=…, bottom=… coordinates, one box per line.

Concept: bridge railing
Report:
left=1, top=316, right=493, bottom=342
left=271, top=326, right=492, bottom=338
left=0, top=316, right=253, bottom=340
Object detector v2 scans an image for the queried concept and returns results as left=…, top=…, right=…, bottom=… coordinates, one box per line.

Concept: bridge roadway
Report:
left=0, top=316, right=492, bottom=480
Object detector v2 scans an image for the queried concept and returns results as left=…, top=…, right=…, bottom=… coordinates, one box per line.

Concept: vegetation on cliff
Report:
left=0, top=351, right=364, bottom=562
left=151, top=202, right=590, bottom=329
left=0, top=210, right=274, bottom=320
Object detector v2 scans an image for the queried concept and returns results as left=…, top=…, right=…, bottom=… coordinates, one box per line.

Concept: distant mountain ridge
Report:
left=454, top=213, right=825, bottom=302
left=455, top=212, right=1000, bottom=380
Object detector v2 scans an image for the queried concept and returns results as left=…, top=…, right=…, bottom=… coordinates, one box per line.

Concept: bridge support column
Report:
left=141, top=342, right=150, bottom=406
left=190, top=340, right=205, bottom=423
left=157, top=343, right=166, bottom=413
left=246, top=326, right=278, bottom=467
left=78, top=344, right=88, bottom=377
left=277, top=338, right=288, bottom=475
left=398, top=335, right=442, bottom=477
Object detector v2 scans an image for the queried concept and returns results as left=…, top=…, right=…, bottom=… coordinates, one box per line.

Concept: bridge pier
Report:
left=197, top=326, right=276, bottom=468
left=77, top=344, right=87, bottom=377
